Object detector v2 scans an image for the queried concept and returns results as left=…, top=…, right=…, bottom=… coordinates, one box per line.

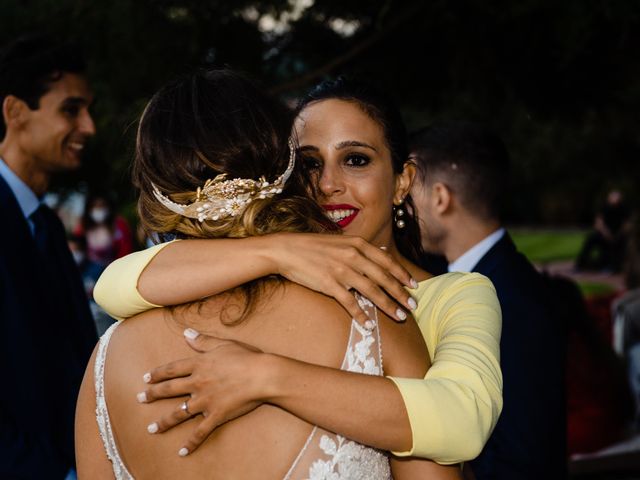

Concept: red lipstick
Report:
left=323, top=204, right=360, bottom=229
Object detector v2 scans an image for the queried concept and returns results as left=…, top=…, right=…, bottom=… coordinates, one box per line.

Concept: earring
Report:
left=394, top=201, right=406, bottom=229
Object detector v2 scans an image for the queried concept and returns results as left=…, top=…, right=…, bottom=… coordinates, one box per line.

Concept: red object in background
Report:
left=567, top=292, right=632, bottom=455
left=73, top=214, right=134, bottom=265
left=585, top=292, right=621, bottom=345
left=112, top=216, right=134, bottom=259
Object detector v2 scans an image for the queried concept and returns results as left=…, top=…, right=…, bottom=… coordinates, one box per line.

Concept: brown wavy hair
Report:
left=133, top=69, right=336, bottom=324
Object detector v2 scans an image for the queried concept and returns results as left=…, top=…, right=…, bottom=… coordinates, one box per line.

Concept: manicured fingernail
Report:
left=396, top=308, right=407, bottom=321
left=147, top=422, right=158, bottom=434
left=178, top=447, right=189, bottom=457
left=407, top=297, right=418, bottom=310
left=380, top=246, right=388, bottom=250
left=136, top=392, right=147, bottom=403
left=410, top=278, right=418, bottom=289
left=184, top=328, right=200, bottom=340
left=143, top=372, right=151, bottom=383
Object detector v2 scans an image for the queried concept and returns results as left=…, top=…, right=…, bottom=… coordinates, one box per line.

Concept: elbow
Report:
left=460, top=432, right=486, bottom=461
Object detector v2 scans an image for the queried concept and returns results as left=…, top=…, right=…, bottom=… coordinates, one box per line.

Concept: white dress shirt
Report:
left=448, top=228, right=506, bottom=273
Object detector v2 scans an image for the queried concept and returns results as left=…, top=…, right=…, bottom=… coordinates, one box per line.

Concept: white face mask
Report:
left=72, top=251, right=85, bottom=265
left=90, top=207, right=110, bottom=224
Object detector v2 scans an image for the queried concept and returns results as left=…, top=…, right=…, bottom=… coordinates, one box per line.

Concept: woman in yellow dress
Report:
left=77, top=69, right=466, bottom=478
left=94, top=76, right=502, bottom=468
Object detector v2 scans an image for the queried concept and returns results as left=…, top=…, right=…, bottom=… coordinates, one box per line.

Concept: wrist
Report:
left=252, top=234, right=283, bottom=277
left=256, top=352, right=293, bottom=404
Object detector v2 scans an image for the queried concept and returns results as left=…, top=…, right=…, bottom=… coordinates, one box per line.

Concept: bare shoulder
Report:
left=233, top=281, right=354, bottom=370
left=262, top=282, right=429, bottom=379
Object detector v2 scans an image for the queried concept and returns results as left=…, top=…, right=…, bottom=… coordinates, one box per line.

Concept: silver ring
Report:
left=180, top=400, right=191, bottom=415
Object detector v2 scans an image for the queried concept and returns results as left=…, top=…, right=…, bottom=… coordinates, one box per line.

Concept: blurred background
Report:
left=2, top=0, right=639, bottom=477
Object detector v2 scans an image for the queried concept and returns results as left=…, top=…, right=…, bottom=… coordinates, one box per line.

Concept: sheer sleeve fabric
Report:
left=389, top=272, right=502, bottom=464
left=93, top=241, right=176, bottom=320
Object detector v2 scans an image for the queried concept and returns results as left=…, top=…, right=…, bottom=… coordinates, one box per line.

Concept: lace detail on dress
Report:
left=283, top=293, right=391, bottom=480
left=94, top=322, right=135, bottom=480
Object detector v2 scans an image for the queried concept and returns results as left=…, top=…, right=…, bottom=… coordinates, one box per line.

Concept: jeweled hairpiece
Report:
left=152, top=138, right=296, bottom=222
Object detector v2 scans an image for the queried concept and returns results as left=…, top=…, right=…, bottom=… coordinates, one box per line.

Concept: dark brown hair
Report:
left=297, top=76, right=424, bottom=264
left=409, top=122, right=511, bottom=222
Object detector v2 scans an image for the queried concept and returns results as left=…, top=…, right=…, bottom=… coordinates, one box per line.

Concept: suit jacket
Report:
left=470, top=233, right=567, bottom=480
left=0, top=175, right=97, bottom=479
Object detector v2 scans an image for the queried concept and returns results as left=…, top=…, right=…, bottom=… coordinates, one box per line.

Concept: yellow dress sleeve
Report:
left=388, top=272, right=503, bottom=464
left=93, top=241, right=178, bottom=320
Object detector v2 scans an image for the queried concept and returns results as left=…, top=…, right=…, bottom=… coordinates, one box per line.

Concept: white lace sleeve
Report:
left=94, top=322, right=135, bottom=479
left=283, top=293, right=391, bottom=480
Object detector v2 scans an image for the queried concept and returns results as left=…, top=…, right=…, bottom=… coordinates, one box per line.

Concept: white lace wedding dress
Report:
left=94, top=295, right=391, bottom=479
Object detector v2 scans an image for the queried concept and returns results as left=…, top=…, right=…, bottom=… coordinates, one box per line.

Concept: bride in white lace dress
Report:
left=75, top=69, right=461, bottom=479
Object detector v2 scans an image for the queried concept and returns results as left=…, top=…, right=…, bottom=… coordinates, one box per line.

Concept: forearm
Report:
left=262, top=354, right=412, bottom=452
left=138, top=236, right=276, bottom=305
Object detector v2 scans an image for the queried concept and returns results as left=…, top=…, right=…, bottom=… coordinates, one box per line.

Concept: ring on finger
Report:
left=180, top=399, right=192, bottom=416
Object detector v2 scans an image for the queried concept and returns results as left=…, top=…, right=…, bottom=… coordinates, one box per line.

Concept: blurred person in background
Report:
left=550, top=275, right=634, bottom=455
left=74, top=193, right=134, bottom=267
left=612, top=217, right=640, bottom=429
left=409, top=122, right=567, bottom=480
left=0, top=33, right=97, bottom=478
left=575, top=189, right=631, bottom=273
left=68, top=234, right=114, bottom=335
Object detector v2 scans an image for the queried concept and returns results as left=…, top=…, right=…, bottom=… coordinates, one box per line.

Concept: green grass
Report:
left=510, top=229, right=587, bottom=264
left=578, top=282, right=616, bottom=296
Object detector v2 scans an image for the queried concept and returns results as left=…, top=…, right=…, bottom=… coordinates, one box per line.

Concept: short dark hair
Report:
left=0, top=33, right=86, bottom=139
left=297, top=76, right=424, bottom=264
left=409, top=122, right=510, bottom=221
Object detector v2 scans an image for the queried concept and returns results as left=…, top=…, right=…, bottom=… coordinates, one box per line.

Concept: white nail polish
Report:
left=380, top=246, right=388, bottom=251
left=147, top=422, right=158, bottom=434
left=396, top=308, right=407, bottom=321
left=410, top=278, right=419, bottom=289
left=136, top=392, right=147, bottom=403
left=184, top=328, right=200, bottom=340
left=143, top=372, right=151, bottom=383
left=407, top=297, right=418, bottom=310
left=178, top=447, right=189, bottom=457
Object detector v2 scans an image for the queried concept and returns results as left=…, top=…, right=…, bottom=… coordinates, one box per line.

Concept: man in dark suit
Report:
left=409, top=122, right=567, bottom=480
left=0, top=35, right=98, bottom=478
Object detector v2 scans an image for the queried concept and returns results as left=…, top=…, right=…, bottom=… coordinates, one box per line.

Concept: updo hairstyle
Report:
left=134, top=68, right=331, bottom=241
left=133, top=69, right=335, bottom=324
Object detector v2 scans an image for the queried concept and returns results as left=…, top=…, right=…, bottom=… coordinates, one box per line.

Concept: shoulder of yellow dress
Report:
left=408, top=271, right=495, bottom=298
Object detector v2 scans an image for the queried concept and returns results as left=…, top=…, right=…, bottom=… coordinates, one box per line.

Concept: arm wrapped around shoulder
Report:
left=93, top=241, right=173, bottom=320
left=389, top=272, right=502, bottom=463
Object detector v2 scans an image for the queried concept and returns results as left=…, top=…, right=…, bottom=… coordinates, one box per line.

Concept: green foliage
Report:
left=1, top=0, right=638, bottom=221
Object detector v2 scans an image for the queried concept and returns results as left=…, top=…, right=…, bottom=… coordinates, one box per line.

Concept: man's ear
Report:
left=2, top=95, right=29, bottom=131
left=394, top=161, right=417, bottom=204
left=431, top=181, right=452, bottom=214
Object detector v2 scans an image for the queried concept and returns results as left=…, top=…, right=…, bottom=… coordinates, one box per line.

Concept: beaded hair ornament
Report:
left=153, top=138, right=296, bottom=222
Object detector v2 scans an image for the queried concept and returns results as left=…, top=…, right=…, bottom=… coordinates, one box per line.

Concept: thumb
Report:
left=183, top=328, right=224, bottom=352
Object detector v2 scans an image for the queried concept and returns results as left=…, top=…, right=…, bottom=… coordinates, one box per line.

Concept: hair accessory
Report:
left=394, top=201, right=406, bottom=229
left=153, top=138, right=296, bottom=222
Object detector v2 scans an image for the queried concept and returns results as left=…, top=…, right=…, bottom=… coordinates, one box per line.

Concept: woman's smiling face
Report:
left=295, top=98, right=408, bottom=248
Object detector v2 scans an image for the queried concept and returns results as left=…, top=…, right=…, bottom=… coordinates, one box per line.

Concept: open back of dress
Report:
left=94, top=294, right=391, bottom=479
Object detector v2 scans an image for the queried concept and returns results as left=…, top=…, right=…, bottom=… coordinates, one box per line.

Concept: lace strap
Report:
left=94, top=322, right=135, bottom=480
left=283, top=293, right=391, bottom=479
